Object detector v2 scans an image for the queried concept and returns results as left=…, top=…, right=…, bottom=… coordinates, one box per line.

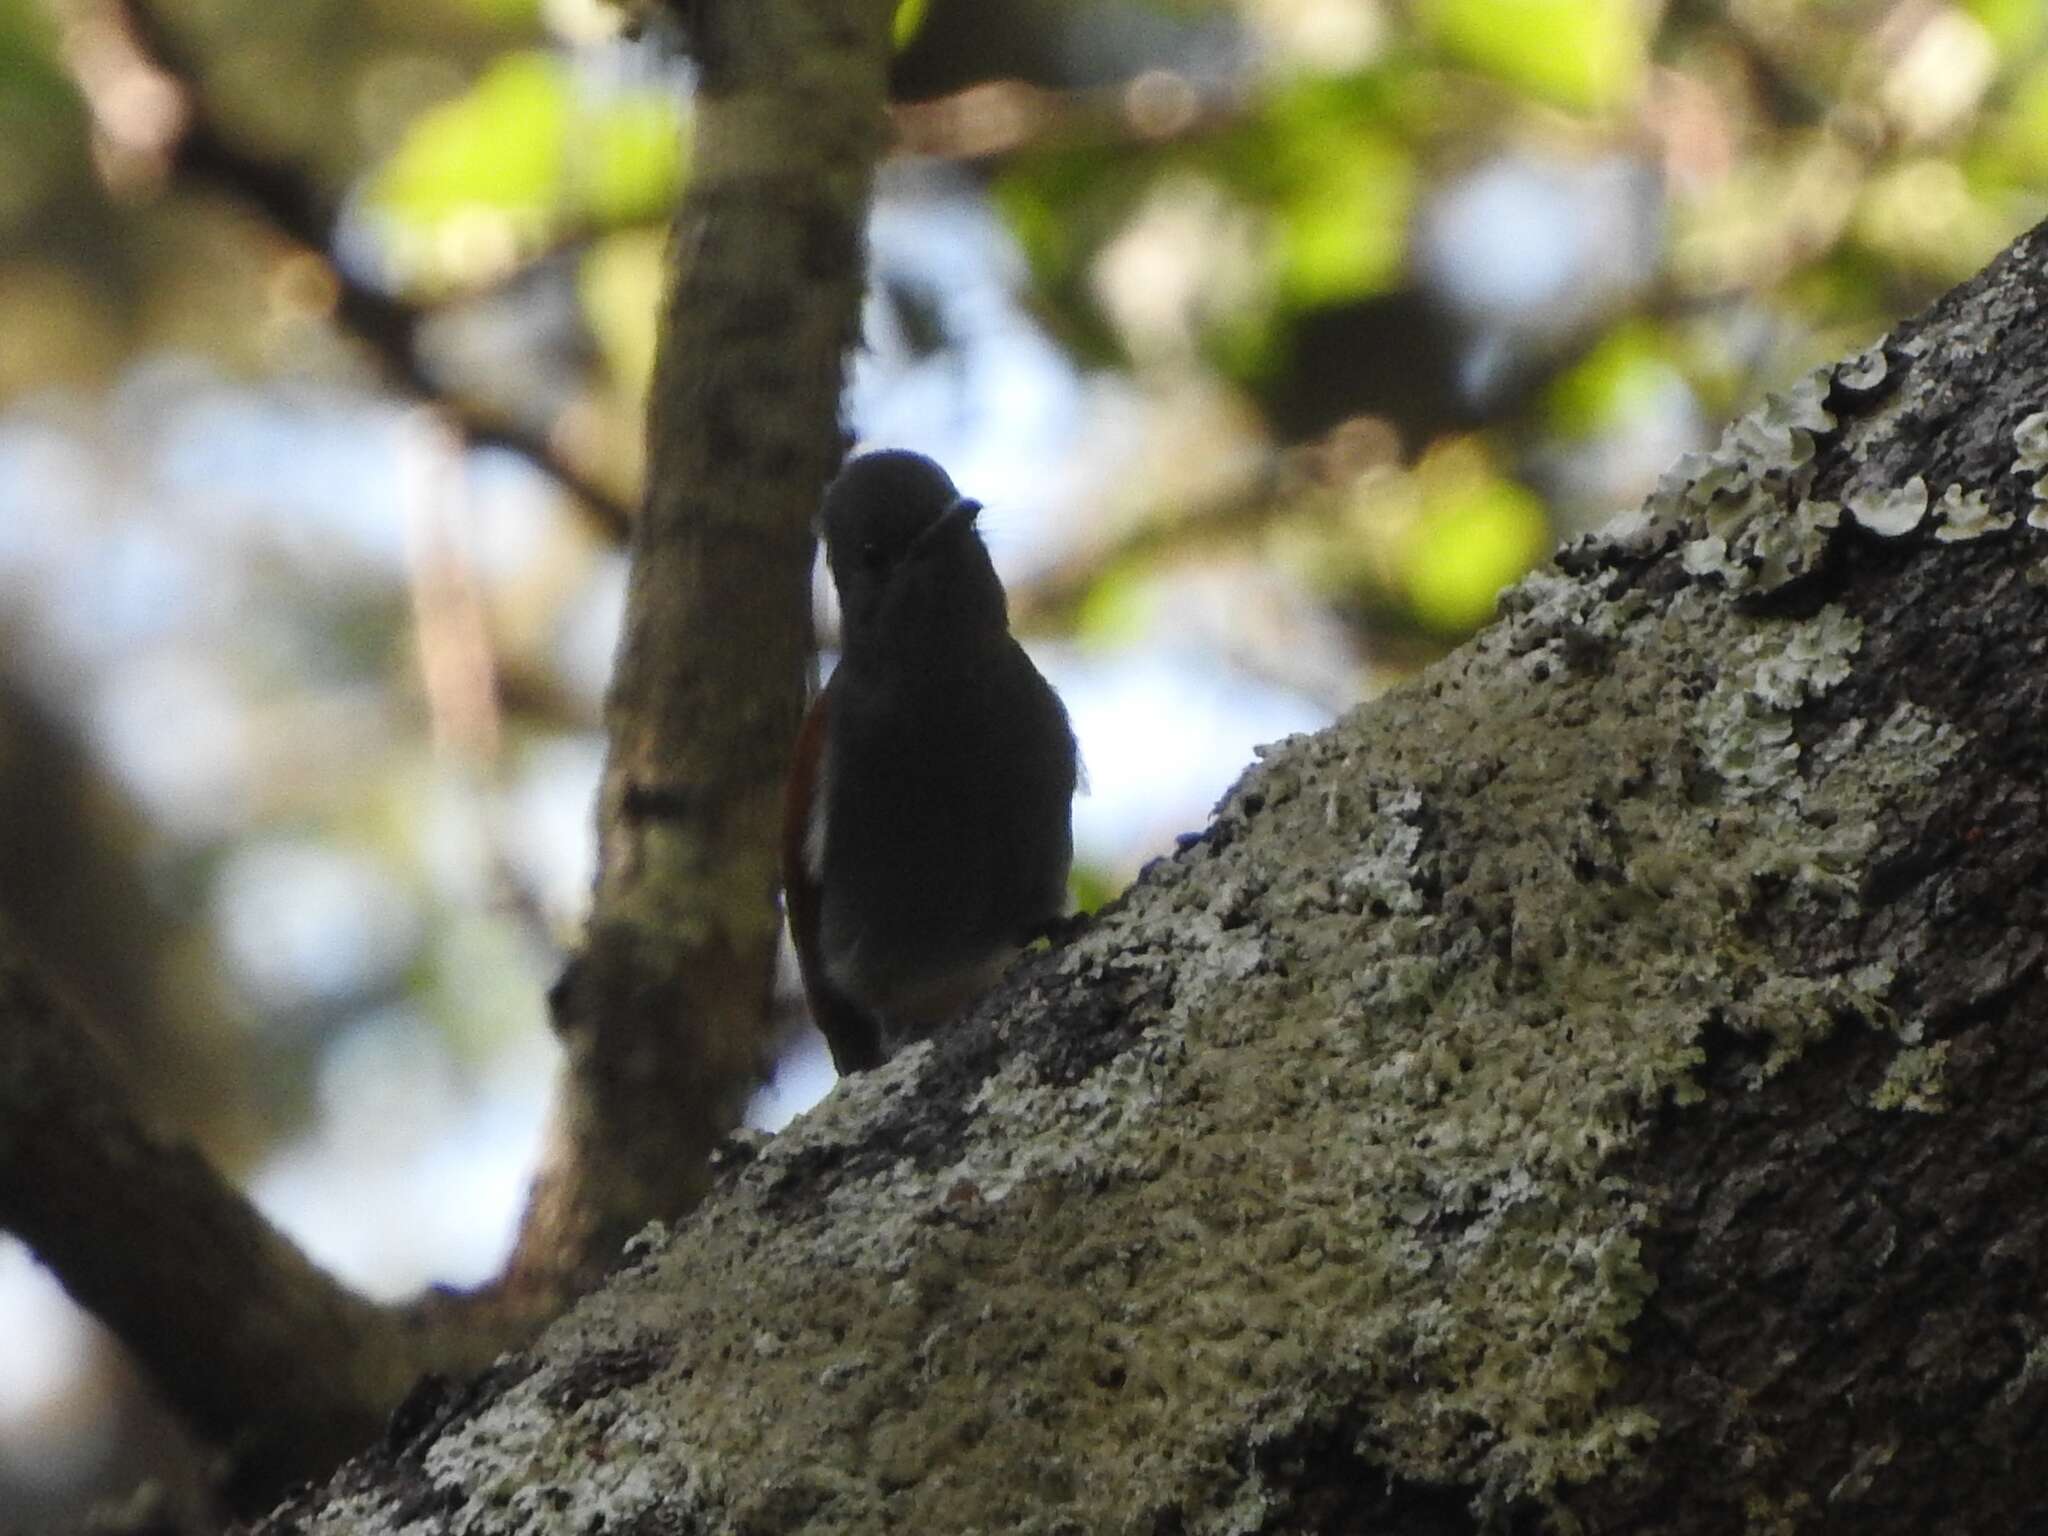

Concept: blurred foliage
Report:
left=1422, top=0, right=1650, bottom=112
left=3, top=0, right=2046, bottom=1523
left=367, top=49, right=687, bottom=288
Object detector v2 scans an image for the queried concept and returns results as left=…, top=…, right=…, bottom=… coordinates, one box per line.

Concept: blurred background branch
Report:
left=0, top=926, right=538, bottom=1513
left=68, top=0, right=636, bottom=538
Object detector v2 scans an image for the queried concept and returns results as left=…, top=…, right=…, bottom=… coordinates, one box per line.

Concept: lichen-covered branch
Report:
left=266, top=220, right=2048, bottom=1534
left=504, top=0, right=898, bottom=1297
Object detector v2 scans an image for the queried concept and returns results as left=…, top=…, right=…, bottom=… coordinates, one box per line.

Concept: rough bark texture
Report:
left=263, top=226, right=2048, bottom=1534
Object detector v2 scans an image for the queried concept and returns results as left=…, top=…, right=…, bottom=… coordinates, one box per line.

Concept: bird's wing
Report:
left=781, top=688, right=886, bottom=1074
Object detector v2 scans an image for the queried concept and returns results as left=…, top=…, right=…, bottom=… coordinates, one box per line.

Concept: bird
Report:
left=782, top=450, right=1078, bottom=1075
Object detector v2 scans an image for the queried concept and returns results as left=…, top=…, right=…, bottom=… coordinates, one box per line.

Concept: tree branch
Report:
left=502, top=0, right=898, bottom=1292
left=261, top=218, right=2048, bottom=1536
left=79, top=0, right=635, bottom=540
left=889, top=74, right=1242, bottom=161
left=0, top=926, right=539, bottom=1509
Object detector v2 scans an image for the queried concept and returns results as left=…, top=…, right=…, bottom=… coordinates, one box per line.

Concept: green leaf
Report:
left=1219, top=76, right=1419, bottom=307
left=0, top=6, right=88, bottom=232
left=1402, top=471, right=1551, bottom=633
left=579, top=228, right=666, bottom=397
left=893, top=0, right=932, bottom=49
left=1075, top=565, right=1160, bottom=645
left=373, top=51, right=570, bottom=230
left=574, top=93, right=688, bottom=226
left=370, top=49, right=688, bottom=286
left=1963, top=0, right=2048, bottom=55
left=2001, top=58, right=2048, bottom=182
left=1275, top=129, right=1412, bottom=306
left=1419, top=0, right=1647, bottom=113
left=991, top=146, right=1145, bottom=365
left=1068, top=864, right=1117, bottom=917
left=455, top=0, right=544, bottom=21
left=1542, top=321, right=1673, bottom=436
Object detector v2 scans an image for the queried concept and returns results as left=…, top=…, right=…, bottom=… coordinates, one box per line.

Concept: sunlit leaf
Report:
left=1853, top=157, right=2008, bottom=280
left=579, top=228, right=666, bottom=398
left=2000, top=58, right=2048, bottom=181
left=1401, top=470, right=1551, bottom=633
left=374, top=51, right=569, bottom=229
left=1542, top=321, right=1673, bottom=436
left=1276, top=130, right=1412, bottom=306
left=1068, top=864, right=1116, bottom=917
left=1963, top=0, right=2048, bottom=55
left=1075, top=565, right=1159, bottom=644
left=1419, top=0, right=1647, bottom=113
left=1213, top=76, right=1417, bottom=310
left=454, top=0, right=543, bottom=21
left=576, top=94, right=688, bottom=226
left=370, top=50, right=687, bottom=287
left=0, top=2, right=88, bottom=230
left=893, top=0, right=932, bottom=48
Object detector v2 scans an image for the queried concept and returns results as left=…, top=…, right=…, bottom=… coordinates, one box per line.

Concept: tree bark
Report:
left=257, top=219, right=2048, bottom=1535
left=499, top=0, right=896, bottom=1304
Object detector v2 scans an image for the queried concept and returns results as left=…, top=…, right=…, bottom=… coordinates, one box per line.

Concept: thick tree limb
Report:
left=265, top=221, right=2048, bottom=1533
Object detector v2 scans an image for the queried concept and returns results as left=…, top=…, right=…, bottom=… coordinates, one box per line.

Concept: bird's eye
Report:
left=860, top=540, right=887, bottom=570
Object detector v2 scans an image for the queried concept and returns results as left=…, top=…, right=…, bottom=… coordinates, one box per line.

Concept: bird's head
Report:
left=821, top=450, right=1002, bottom=651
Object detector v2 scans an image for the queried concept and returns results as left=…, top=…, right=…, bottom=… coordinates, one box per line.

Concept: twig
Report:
left=889, top=72, right=1242, bottom=161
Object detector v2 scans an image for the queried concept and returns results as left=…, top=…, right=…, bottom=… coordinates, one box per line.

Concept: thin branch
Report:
left=889, top=73, right=1244, bottom=161
left=76, top=0, right=635, bottom=541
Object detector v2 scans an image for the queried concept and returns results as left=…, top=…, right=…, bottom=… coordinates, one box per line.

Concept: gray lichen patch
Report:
left=2016, top=410, right=2048, bottom=528
left=1847, top=474, right=1930, bottom=537
left=1930, top=483, right=2012, bottom=541
left=287, top=507, right=1981, bottom=1536
left=1836, top=342, right=1890, bottom=393
left=1694, top=602, right=1861, bottom=797
left=1664, top=366, right=1843, bottom=593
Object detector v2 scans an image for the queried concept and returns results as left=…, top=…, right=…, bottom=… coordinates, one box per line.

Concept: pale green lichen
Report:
left=1336, top=787, right=1429, bottom=914
left=1846, top=474, right=1930, bottom=537
left=1931, top=483, right=2012, bottom=542
left=1668, top=366, right=1842, bottom=593
left=1871, top=1041, right=1950, bottom=1113
left=1836, top=342, right=1889, bottom=392
left=1695, top=605, right=1862, bottom=797
left=2016, top=410, right=2048, bottom=529
left=1649, top=339, right=1989, bottom=588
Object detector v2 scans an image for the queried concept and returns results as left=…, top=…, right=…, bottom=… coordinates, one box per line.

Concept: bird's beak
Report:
left=916, top=496, right=982, bottom=549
